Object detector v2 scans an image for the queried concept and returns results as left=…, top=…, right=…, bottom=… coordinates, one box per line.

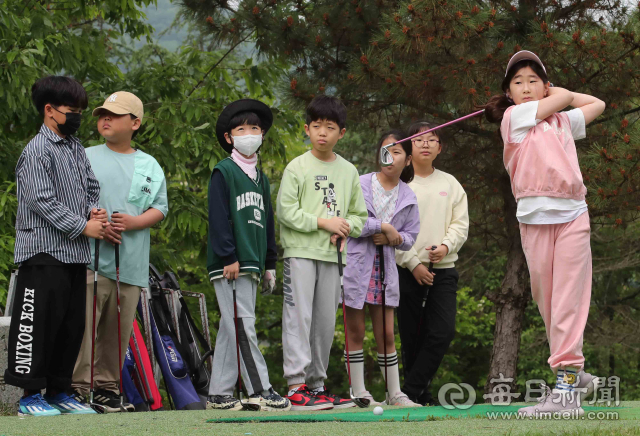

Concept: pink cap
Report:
left=505, top=50, right=546, bottom=77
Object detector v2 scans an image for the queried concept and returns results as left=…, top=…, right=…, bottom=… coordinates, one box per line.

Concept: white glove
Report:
left=261, top=269, right=276, bottom=295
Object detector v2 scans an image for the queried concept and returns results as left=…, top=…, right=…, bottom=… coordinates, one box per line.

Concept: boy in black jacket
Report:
left=206, top=99, right=289, bottom=411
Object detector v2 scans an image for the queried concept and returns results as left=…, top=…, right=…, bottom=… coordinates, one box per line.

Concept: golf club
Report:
left=113, top=212, right=130, bottom=413
left=380, top=109, right=485, bottom=166
left=231, top=279, right=261, bottom=411
left=89, top=230, right=107, bottom=414
left=378, top=245, right=390, bottom=405
left=337, top=240, right=371, bottom=408
left=413, top=246, right=437, bottom=361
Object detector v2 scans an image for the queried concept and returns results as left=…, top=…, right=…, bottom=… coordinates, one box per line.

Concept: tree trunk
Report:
left=484, top=176, right=532, bottom=400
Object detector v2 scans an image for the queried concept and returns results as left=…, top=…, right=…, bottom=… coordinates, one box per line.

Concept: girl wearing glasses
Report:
left=395, top=122, right=469, bottom=405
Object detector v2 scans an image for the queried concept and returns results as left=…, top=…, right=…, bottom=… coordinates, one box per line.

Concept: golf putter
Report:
left=89, top=231, right=107, bottom=414
left=337, top=240, right=371, bottom=408
left=380, top=109, right=485, bottom=167
left=230, top=279, right=261, bottom=411
left=414, top=246, right=437, bottom=361
left=378, top=245, right=390, bottom=405
left=113, top=212, right=130, bottom=413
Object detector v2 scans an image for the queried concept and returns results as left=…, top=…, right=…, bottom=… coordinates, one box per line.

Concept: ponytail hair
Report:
left=482, top=94, right=514, bottom=123
left=482, top=59, right=549, bottom=124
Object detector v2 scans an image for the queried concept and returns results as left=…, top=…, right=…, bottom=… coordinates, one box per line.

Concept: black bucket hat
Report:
left=215, top=99, right=273, bottom=153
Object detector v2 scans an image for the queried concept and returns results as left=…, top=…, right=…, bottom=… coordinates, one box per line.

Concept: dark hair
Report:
left=407, top=121, right=440, bottom=138
left=227, top=111, right=264, bottom=133
left=31, top=76, right=88, bottom=117
left=483, top=60, right=549, bottom=124
left=306, top=95, right=347, bottom=129
left=376, top=129, right=414, bottom=183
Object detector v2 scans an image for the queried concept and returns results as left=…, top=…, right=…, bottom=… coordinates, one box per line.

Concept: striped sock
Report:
left=555, top=367, right=578, bottom=392
left=344, top=350, right=366, bottom=396
left=377, top=352, right=401, bottom=397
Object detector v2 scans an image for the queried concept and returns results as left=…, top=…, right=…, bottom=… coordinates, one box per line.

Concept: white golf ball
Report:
left=373, top=406, right=384, bottom=415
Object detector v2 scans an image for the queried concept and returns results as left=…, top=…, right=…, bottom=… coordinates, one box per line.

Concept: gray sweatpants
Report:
left=282, top=257, right=341, bottom=389
left=209, top=276, right=271, bottom=397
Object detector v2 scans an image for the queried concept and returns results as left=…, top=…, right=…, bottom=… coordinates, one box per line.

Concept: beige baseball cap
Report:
left=92, top=91, right=144, bottom=122
left=505, top=50, right=546, bottom=77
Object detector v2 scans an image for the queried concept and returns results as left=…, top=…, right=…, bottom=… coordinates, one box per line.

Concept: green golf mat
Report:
left=207, top=404, right=633, bottom=423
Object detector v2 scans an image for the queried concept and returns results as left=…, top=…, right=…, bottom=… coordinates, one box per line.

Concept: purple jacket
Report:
left=343, top=173, right=420, bottom=309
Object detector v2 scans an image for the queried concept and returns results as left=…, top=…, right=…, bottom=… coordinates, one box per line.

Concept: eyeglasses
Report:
left=412, top=139, right=440, bottom=148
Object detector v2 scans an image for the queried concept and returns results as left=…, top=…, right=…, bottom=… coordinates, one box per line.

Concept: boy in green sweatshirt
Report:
left=277, top=95, right=367, bottom=411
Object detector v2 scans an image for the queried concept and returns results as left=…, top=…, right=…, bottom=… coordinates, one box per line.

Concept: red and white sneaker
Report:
left=286, top=385, right=334, bottom=411
left=313, top=387, right=356, bottom=409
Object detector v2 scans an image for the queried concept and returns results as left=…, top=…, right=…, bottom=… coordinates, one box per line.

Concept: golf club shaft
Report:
left=392, top=110, right=484, bottom=145
left=114, top=216, right=125, bottom=408
left=232, top=279, right=242, bottom=399
left=337, top=242, right=352, bottom=389
left=415, top=246, right=438, bottom=362
left=378, top=245, right=389, bottom=403
left=90, top=235, right=99, bottom=405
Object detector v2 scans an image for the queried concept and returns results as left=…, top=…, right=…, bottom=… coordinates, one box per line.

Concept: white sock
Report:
left=377, top=352, right=401, bottom=397
left=287, top=386, right=300, bottom=397
left=345, top=349, right=366, bottom=396
left=555, top=367, right=578, bottom=393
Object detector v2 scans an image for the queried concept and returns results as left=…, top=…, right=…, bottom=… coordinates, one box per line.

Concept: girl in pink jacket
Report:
left=484, top=50, right=605, bottom=418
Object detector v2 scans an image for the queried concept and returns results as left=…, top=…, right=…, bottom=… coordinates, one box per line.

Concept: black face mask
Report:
left=52, top=106, right=82, bottom=136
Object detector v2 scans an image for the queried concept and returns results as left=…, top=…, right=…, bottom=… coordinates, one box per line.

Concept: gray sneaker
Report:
left=519, top=386, right=583, bottom=418
left=206, top=395, right=242, bottom=411
left=248, top=388, right=291, bottom=412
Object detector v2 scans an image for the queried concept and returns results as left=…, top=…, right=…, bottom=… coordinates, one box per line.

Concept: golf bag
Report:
left=157, top=270, right=212, bottom=398
left=121, top=320, right=164, bottom=411
left=122, top=346, right=148, bottom=411
left=147, top=267, right=205, bottom=410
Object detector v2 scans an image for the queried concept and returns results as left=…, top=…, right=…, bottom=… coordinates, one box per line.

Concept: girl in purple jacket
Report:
left=342, top=130, right=421, bottom=406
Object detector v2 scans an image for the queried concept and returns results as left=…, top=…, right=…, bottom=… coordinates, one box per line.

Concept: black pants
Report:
left=397, top=265, right=458, bottom=401
left=4, top=254, right=86, bottom=392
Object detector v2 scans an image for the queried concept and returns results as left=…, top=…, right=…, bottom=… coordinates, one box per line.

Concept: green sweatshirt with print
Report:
left=276, top=150, right=367, bottom=263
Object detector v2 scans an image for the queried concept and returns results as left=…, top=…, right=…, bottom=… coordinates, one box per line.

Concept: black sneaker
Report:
left=313, top=387, right=355, bottom=409
left=72, top=390, right=89, bottom=404
left=93, top=389, right=135, bottom=413
left=249, top=388, right=292, bottom=411
left=206, top=395, right=242, bottom=411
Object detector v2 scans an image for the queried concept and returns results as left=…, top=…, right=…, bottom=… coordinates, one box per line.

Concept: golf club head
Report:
left=90, top=403, right=107, bottom=414
left=241, top=401, right=261, bottom=411
left=352, top=396, right=371, bottom=408
left=380, top=144, right=394, bottom=167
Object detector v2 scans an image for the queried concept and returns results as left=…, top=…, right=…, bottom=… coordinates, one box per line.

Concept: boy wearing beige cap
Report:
left=71, top=91, right=169, bottom=412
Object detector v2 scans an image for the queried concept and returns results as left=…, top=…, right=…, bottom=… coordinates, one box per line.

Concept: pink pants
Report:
left=519, top=211, right=592, bottom=370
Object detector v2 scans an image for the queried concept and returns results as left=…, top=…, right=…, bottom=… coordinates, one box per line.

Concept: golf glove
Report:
left=261, top=269, right=276, bottom=295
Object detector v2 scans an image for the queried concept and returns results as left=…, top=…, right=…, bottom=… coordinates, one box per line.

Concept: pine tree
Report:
left=183, top=0, right=640, bottom=396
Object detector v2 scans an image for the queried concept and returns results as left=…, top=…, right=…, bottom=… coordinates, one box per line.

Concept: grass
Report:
left=0, top=402, right=638, bottom=436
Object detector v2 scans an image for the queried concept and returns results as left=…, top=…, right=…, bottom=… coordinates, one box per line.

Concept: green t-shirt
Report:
left=85, top=144, right=168, bottom=287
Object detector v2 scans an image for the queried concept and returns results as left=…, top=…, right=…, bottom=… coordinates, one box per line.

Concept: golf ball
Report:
left=373, top=406, right=383, bottom=415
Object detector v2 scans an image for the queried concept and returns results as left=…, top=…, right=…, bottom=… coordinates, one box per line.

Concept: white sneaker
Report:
left=519, top=387, right=583, bottom=419
left=388, top=392, right=422, bottom=407
left=537, top=371, right=600, bottom=403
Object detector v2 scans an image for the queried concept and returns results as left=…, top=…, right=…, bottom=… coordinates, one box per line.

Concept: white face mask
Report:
left=232, top=134, right=263, bottom=156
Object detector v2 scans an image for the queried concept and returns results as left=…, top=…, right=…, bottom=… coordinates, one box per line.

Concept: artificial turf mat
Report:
left=207, top=404, right=632, bottom=423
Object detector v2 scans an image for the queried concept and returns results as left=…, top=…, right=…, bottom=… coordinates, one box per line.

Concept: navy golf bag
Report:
left=148, top=268, right=205, bottom=410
